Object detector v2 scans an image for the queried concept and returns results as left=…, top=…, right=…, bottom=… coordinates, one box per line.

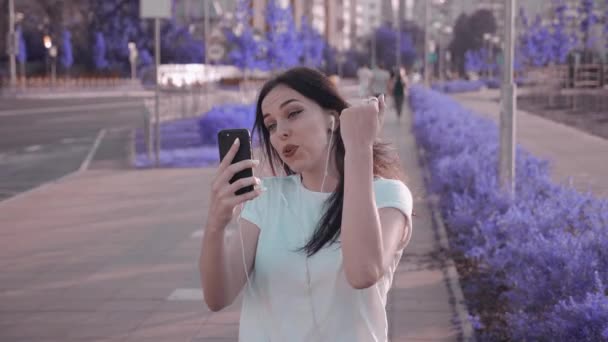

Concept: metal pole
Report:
left=154, top=18, right=161, bottom=167
left=51, top=58, right=56, bottom=86
left=438, top=36, right=443, bottom=82
left=8, top=0, right=17, bottom=88
left=371, top=31, right=377, bottom=68
left=204, top=0, right=210, bottom=111
left=500, top=0, right=517, bottom=196
left=424, top=0, right=430, bottom=86
left=395, top=0, right=401, bottom=71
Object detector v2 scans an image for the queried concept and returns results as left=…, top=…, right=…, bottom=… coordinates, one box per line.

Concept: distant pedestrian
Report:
left=357, top=63, right=372, bottom=98
left=200, top=67, right=413, bottom=342
left=390, top=67, right=407, bottom=120
left=369, top=63, right=391, bottom=98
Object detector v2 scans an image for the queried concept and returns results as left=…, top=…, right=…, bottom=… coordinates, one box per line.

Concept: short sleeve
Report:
left=374, top=179, right=413, bottom=245
left=239, top=178, right=270, bottom=229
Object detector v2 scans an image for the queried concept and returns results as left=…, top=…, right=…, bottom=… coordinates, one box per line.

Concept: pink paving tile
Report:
left=126, top=322, right=202, bottom=341
left=154, top=300, right=210, bottom=314
left=0, top=312, right=29, bottom=325
left=112, top=285, right=177, bottom=300
left=204, top=309, right=240, bottom=325
left=23, top=311, right=96, bottom=325
left=137, top=311, right=209, bottom=329
left=64, top=311, right=148, bottom=339
left=96, top=299, right=163, bottom=312
left=195, top=324, right=239, bottom=339
left=390, top=312, right=458, bottom=340
left=0, top=321, right=72, bottom=339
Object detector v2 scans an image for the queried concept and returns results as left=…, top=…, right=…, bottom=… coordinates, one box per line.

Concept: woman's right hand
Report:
left=207, top=138, right=264, bottom=231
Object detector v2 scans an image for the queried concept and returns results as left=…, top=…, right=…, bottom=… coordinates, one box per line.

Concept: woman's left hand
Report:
left=340, top=94, right=386, bottom=151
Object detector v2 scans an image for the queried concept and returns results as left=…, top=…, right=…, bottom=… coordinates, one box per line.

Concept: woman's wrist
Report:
left=344, top=145, right=374, bottom=160
left=205, top=221, right=227, bottom=235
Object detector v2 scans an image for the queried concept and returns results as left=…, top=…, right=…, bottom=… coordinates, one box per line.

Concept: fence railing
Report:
left=0, top=77, right=143, bottom=90
left=525, top=64, right=607, bottom=89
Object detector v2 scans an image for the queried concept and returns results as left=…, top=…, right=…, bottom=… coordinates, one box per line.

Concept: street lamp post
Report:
left=128, top=42, right=138, bottom=82
left=491, top=35, right=500, bottom=80
left=442, top=26, right=453, bottom=81
left=500, top=0, right=517, bottom=196
left=423, top=1, right=430, bottom=85
left=49, top=46, right=57, bottom=87
left=204, top=0, right=210, bottom=111
left=392, top=0, right=401, bottom=72
left=483, top=33, right=491, bottom=78
left=8, top=0, right=17, bottom=88
left=43, top=35, right=52, bottom=86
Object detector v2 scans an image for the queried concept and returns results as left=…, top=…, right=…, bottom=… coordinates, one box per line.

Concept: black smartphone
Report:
left=217, top=129, right=254, bottom=196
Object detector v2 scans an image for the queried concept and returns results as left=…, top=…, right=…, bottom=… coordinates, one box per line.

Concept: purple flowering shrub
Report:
left=197, top=104, right=256, bottom=145
left=134, top=104, right=257, bottom=168
left=134, top=146, right=220, bottom=168
left=409, top=85, right=608, bottom=340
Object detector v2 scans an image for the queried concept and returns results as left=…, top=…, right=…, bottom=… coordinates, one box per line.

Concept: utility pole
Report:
left=499, top=0, right=517, bottom=196
left=393, top=0, right=401, bottom=72
left=371, top=31, right=377, bottom=68
left=423, top=0, right=430, bottom=86
left=8, top=0, right=17, bottom=88
left=154, top=18, right=161, bottom=167
left=204, top=0, right=210, bottom=110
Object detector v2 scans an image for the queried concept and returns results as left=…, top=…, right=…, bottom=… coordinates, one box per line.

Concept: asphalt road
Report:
left=0, top=97, right=147, bottom=202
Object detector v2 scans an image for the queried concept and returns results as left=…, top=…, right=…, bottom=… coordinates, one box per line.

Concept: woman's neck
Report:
left=300, top=164, right=340, bottom=193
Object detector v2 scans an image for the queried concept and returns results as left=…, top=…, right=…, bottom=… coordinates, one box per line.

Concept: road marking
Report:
left=0, top=101, right=144, bottom=117
left=61, top=138, right=77, bottom=144
left=24, top=145, right=42, bottom=152
left=79, top=129, right=106, bottom=172
left=191, top=230, right=204, bottom=238
left=167, top=288, right=203, bottom=301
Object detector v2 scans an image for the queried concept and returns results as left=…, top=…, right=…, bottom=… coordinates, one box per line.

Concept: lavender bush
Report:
left=134, top=146, right=219, bottom=168
left=134, top=104, right=257, bottom=168
left=197, top=104, right=256, bottom=146
left=409, top=85, right=608, bottom=340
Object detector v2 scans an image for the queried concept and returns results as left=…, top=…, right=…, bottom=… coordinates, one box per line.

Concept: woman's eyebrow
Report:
left=263, top=99, right=300, bottom=119
left=279, top=99, right=300, bottom=109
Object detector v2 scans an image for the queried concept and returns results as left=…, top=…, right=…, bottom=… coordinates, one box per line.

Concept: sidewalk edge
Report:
left=416, top=146, right=477, bottom=342
left=128, top=128, right=136, bottom=169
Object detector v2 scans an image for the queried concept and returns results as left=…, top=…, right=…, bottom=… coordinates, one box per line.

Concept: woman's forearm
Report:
left=341, top=146, right=384, bottom=289
left=199, top=226, right=232, bottom=311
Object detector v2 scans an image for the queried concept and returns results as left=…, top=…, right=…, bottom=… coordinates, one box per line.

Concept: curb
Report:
left=128, top=128, right=136, bottom=169
left=415, top=143, right=476, bottom=341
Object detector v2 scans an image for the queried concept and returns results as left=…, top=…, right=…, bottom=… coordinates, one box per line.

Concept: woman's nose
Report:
left=277, top=122, right=290, bottom=139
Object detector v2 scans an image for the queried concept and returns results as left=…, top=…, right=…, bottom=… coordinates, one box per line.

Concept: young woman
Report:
left=200, top=67, right=413, bottom=342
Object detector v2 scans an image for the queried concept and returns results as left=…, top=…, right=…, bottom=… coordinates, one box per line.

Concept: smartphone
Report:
left=217, top=129, right=254, bottom=196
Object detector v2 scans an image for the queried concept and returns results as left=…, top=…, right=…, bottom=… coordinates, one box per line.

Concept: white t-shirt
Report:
left=239, top=175, right=413, bottom=342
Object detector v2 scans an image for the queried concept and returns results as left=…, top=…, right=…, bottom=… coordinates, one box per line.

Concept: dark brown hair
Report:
left=253, top=67, right=404, bottom=256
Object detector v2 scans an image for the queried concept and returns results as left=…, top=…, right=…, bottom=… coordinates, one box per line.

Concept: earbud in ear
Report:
left=329, top=116, right=335, bottom=132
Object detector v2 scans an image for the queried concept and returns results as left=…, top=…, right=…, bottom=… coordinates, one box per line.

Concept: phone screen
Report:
left=218, top=129, right=254, bottom=195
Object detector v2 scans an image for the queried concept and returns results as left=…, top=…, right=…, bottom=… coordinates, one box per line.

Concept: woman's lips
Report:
left=283, top=145, right=299, bottom=158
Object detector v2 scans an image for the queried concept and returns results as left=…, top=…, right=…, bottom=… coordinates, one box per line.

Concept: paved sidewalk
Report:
left=453, top=91, right=608, bottom=198
left=0, top=89, right=463, bottom=341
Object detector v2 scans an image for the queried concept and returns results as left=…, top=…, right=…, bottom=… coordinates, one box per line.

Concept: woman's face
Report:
left=261, top=85, right=333, bottom=174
